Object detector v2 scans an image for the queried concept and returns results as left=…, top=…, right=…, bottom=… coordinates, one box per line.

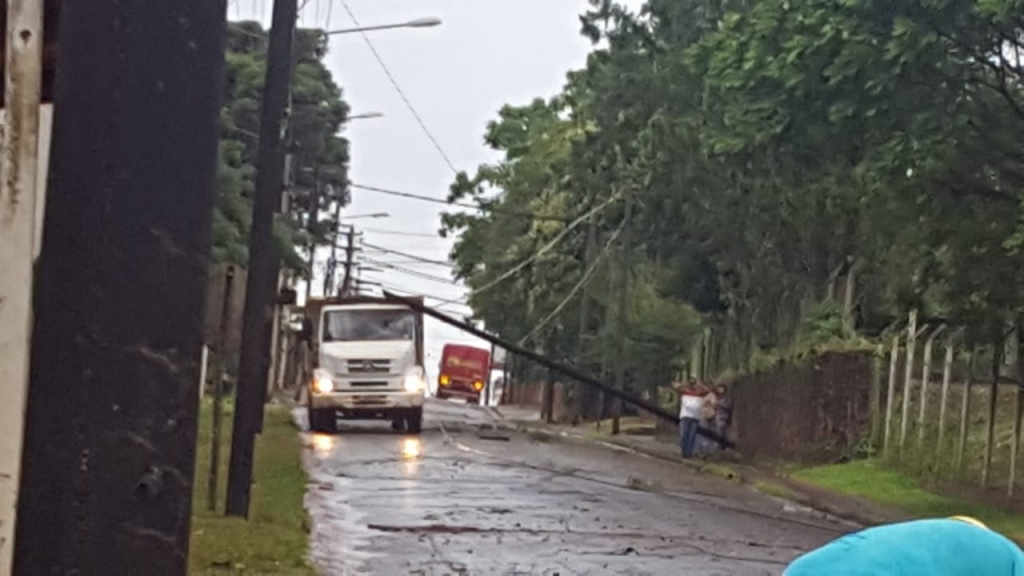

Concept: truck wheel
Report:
left=436, top=391, right=447, bottom=400
left=390, top=417, right=405, bottom=432
left=309, top=408, right=337, bottom=433
left=405, top=408, right=423, bottom=434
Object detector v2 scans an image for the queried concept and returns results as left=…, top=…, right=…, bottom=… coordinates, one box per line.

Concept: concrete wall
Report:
left=504, top=381, right=570, bottom=421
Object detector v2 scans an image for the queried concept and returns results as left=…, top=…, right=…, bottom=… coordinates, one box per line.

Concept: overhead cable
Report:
left=361, top=257, right=463, bottom=286
left=338, top=0, right=459, bottom=174
left=517, top=223, right=624, bottom=346
left=351, top=183, right=571, bottom=222
left=361, top=241, right=454, bottom=267
left=430, top=194, right=620, bottom=307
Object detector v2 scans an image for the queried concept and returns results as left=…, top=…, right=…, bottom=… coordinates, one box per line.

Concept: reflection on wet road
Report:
left=300, top=400, right=847, bottom=575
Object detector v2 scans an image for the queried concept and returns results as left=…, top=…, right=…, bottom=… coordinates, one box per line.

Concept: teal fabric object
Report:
left=784, top=519, right=1024, bottom=575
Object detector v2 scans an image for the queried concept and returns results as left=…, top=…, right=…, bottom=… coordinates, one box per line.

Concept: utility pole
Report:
left=323, top=196, right=343, bottom=296
left=14, top=0, right=227, bottom=571
left=339, top=226, right=357, bottom=296
left=226, top=0, right=298, bottom=519
left=208, top=266, right=235, bottom=512
left=485, top=342, right=495, bottom=406
left=0, top=0, right=43, bottom=571
left=612, top=196, right=633, bottom=436
left=573, top=207, right=597, bottom=423
left=304, top=167, right=320, bottom=303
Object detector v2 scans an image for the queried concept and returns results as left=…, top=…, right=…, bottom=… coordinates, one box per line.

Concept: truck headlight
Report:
left=312, top=371, right=334, bottom=394
left=404, top=368, right=426, bottom=393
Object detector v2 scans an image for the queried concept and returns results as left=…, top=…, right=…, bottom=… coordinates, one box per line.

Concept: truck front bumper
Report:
left=309, top=390, right=425, bottom=415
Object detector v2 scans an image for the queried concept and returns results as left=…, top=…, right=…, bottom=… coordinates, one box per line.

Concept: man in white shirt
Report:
left=673, top=378, right=705, bottom=458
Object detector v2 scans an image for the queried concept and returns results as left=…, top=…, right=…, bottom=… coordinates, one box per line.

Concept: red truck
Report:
left=437, top=344, right=490, bottom=403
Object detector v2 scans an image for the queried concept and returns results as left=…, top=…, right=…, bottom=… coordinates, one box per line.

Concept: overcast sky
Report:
left=231, top=0, right=643, bottom=375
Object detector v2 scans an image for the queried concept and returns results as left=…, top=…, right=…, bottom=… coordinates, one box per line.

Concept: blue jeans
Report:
left=680, top=417, right=699, bottom=458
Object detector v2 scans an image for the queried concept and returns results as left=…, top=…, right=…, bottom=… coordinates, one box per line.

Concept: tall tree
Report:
left=214, top=22, right=350, bottom=275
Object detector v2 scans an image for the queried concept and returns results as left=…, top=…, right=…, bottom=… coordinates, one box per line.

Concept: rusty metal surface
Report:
left=300, top=400, right=847, bottom=575
left=731, top=352, right=873, bottom=462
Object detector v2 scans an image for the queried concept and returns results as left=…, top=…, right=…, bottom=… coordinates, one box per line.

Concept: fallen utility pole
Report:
left=382, top=291, right=734, bottom=448
left=226, top=0, right=298, bottom=518
left=14, top=0, right=227, bottom=572
left=0, top=0, right=44, bottom=571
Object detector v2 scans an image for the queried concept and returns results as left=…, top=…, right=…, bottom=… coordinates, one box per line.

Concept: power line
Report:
left=337, top=0, right=459, bottom=174
left=361, top=257, right=463, bottom=286
left=361, top=227, right=444, bottom=239
left=431, top=194, right=620, bottom=307
left=360, top=279, right=470, bottom=312
left=518, top=223, right=623, bottom=346
left=351, top=183, right=571, bottom=222
left=361, top=241, right=453, bottom=267
left=366, top=258, right=450, bottom=266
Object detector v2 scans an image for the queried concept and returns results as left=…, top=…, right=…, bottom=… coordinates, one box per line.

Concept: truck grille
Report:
left=346, top=359, right=391, bottom=374
left=349, top=381, right=389, bottom=388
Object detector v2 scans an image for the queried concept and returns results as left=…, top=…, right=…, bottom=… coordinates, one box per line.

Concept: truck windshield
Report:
left=321, top=309, right=415, bottom=342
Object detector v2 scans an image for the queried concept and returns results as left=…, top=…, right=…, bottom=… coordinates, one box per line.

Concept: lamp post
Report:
left=348, top=112, right=384, bottom=121
left=227, top=1, right=441, bottom=521
left=324, top=17, right=441, bottom=36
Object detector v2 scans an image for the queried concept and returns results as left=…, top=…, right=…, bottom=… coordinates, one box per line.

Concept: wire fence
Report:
left=878, top=311, right=1024, bottom=496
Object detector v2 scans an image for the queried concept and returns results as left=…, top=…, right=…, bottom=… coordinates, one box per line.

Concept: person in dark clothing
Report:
left=713, top=383, right=732, bottom=438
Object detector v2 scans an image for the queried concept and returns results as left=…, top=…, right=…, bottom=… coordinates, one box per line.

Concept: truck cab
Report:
left=437, top=343, right=491, bottom=404
left=301, top=296, right=427, bottom=433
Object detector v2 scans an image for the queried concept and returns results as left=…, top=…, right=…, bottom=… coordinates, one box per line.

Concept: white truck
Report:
left=299, top=295, right=427, bottom=433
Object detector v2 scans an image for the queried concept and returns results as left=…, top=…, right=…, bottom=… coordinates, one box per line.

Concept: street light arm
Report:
left=324, top=17, right=441, bottom=36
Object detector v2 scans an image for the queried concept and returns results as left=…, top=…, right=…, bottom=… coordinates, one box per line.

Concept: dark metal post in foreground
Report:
left=14, top=1, right=227, bottom=573
left=226, top=0, right=298, bottom=518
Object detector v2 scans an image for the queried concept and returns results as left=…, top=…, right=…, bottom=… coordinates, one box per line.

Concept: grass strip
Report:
left=189, top=401, right=313, bottom=575
left=795, top=459, right=1024, bottom=541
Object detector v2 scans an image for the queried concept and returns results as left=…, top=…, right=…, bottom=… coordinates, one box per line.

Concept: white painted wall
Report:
left=0, top=100, right=51, bottom=573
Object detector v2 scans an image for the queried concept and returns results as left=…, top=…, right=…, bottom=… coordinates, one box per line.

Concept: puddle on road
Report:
left=305, top=474, right=381, bottom=574
left=401, top=437, right=422, bottom=460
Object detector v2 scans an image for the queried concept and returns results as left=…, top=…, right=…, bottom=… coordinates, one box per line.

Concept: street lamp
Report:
left=324, top=17, right=442, bottom=36
left=348, top=112, right=384, bottom=121
left=343, top=212, right=389, bottom=220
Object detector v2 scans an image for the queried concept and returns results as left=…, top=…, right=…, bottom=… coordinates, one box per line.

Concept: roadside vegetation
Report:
left=214, top=21, right=349, bottom=275
left=796, top=460, right=1024, bottom=541
left=189, top=401, right=312, bottom=575
left=442, top=0, right=1024, bottom=422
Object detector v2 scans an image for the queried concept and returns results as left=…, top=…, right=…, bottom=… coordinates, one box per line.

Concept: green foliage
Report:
left=443, top=0, right=1024, bottom=411
left=795, top=301, right=854, bottom=350
left=190, top=403, right=313, bottom=574
left=214, top=22, right=350, bottom=274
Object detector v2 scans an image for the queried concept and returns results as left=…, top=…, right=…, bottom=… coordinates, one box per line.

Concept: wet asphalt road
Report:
left=298, top=399, right=851, bottom=575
